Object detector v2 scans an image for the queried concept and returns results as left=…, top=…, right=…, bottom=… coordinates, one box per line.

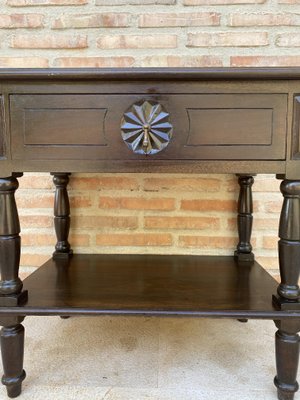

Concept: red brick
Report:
left=19, top=215, right=53, bottom=228
left=278, top=0, right=300, bottom=3
left=7, top=0, right=87, bottom=5
left=144, top=216, right=219, bottom=230
left=18, top=174, right=53, bottom=189
left=69, top=195, right=92, bottom=208
left=253, top=179, right=280, bottom=192
left=96, top=0, right=175, bottom=4
left=22, top=234, right=55, bottom=246
left=0, top=13, right=43, bottom=28
left=229, top=13, right=300, bottom=27
left=71, top=176, right=139, bottom=190
left=96, top=233, right=172, bottom=246
left=263, top=236, right=278, bottom=249
left=20, top=253, right=50, bottom=267
left=256, top=256, right=279, bottom=269
left=55, top=57, right=135, bottom=68
left=20, top=233, right=90, bottom=247
left=181, top=199, right=236, bottom=212
left=20, top=268, right=35, bottom=279
left=17, top=193, right=53, bottom=208
left=143, top=177, right=221, bottom=192
left=227, top=218, right=237, bottom=231
left=99, top=196, right=175, bottom=210
left=264, top=200, right=282, bottom=213
left=73, top=216, right=138, bottom=230
left=0, top=57, right=48, bottom=67
left=227, top=217, right=279, bottom=231
left=53, top=13, right=129, bottom=29
left=141, top=55, right=222, bottom=67
left=97, top=35, right=177, bottom=49
left=11, top=34, right=88, bottom=49
left=69, top=234, right=90, bottom=246
left=179, top=235, right=237, bottom=248
left=139, top=12, right=220, bottom=28
left=253, top=218, right=279, bottom=230
left=231, top=56, right=300, bottom=67
left=184, top=0, right=265, bottom=3
left=276, top=33, right=300, bottom=47
left=187, top=32, right=268, bottom=47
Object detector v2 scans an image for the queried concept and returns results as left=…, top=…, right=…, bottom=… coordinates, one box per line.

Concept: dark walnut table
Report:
left=0, top=68, right=300, bottom=399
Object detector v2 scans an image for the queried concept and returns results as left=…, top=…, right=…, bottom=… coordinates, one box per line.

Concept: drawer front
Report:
left=0, top=96, right=4, bottom=159
left=10, top=93, right=287, bottom=161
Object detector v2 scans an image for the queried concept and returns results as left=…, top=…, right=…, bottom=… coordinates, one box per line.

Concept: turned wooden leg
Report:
left=1, top=321, right=25, bottom=398
left=0, top=175, right=27, bottom=397
left=276, top=180, right=300, bottom=301
left=272, top=179, right=300, bottom=400
left=274, top=320, right=300, bottom=400
left=234, top=175, right=254, bottom=262
left=51, top=173, right=73, bottom=259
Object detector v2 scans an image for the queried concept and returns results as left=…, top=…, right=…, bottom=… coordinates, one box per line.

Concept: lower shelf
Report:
left=1, top=254, right=299, bottom=318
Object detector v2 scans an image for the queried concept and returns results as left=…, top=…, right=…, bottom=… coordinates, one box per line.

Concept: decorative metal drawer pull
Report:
left=121, top=100, right=173, bottom=155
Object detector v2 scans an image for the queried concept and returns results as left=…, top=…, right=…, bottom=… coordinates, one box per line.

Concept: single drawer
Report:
left=10, top=93, right=287, bottom=161
left=0, top=96, right=4, bottom=159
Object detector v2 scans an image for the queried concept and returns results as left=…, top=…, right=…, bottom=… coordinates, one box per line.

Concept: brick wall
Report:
left=1, top=0, right=295, bottom=278
left=16, top=172, right=282, bottom=280
left=1, top=0, right=300, bottom=67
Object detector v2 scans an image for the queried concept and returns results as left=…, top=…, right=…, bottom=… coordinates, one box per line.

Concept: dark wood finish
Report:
left=0, top=176, right=26, bottom=398
left=0, top=96, right=4, bottom=159
left=276, top=180, right=300, bottom=301
left=23, top=109, right=107, bottom=145
left=235, top=175, right=254, bottom=262
left=3, top=67, right=300, bottom=80
left=0, top=323, right=25, bottom=398
left=274, top=319, right=300, bottom=400
left=52, top=173, right=72, bottom=259
left=186, top=103, right=278, bottom=146
left=10, top=93, right=287, bottom=162
left=0, top=176, right=27, bottom=304
left=1, top=68, right=300, bottom=398
left=292, top=97, right=300, bottom=161
left=1, top=254, right=290, bottom=319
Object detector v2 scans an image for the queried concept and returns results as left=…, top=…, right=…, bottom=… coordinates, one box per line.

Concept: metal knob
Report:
left=121, top=100, right=173, bottom=155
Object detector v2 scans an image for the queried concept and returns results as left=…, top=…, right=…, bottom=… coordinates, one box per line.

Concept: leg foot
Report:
left=277, top=386, right=297, bottom=400
left=1, top=324, right=25, bottom=398
left=6, top=382, right=22, bottom=398
left=274, top=321, right=300, bottom=400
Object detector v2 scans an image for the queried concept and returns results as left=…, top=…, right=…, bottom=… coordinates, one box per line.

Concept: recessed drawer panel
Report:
left=0, top=96, right=4, bottom=159
left=10, top=93, right=287, bottom=161
left=187, top=108, right=272, bottom=146
left=24, top=109, right=107, bottom=146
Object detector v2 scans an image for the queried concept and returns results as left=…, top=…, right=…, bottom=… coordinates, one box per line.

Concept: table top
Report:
left=1, top=67, right=300, bottom=80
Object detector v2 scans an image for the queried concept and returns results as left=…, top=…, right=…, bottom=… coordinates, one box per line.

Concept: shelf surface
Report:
left=1, top=254, right=298, bottom=318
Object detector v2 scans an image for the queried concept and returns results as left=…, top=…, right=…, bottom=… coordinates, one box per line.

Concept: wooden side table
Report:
left=0, top=68, right=299, bottom=399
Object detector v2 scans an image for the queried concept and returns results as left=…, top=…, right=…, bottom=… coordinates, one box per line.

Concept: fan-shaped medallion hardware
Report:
left=120, top=100, right=173, bottom=155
